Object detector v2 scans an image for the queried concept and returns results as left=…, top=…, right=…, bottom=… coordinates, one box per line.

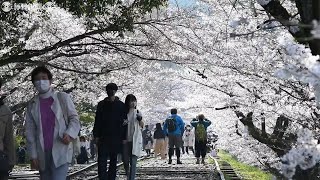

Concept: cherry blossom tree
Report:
left=1, top=0, right=320, bottom=178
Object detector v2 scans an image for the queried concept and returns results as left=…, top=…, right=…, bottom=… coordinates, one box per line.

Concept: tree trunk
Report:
left=234, top=111, right=295, bottom=156
left=309, top=0, right=320, bottom=55
left=293, top=164, right=320, bottom=180
left=258, top=0, right=320, bottom=55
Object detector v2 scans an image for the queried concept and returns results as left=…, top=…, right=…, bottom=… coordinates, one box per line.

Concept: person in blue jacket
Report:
left=163, top=108, right=185, bottom=164
left=191, top=114, right=211, bottom=164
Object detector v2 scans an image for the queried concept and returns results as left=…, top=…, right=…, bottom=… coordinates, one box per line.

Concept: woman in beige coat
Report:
left=0, top=80, right=15, bottom=180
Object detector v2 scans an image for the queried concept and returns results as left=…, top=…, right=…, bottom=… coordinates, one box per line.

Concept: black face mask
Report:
left=106, top=90, right=115, bottom=97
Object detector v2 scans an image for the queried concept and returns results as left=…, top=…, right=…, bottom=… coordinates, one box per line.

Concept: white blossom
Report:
left=281, top=129, right=320, bottom=179
left=256, top=0, right=272, bottom=6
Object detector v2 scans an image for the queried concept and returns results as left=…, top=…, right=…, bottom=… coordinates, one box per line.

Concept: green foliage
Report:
left=15, top=135, right=30, bottom=164
left=217, top=150, right=273, bottom=180
left=0, top=0, right=168, bottom=72
left=77, top=102, right=96, bottom=114
left=5, top=0, right=167, bottom=31
left=80, top=112, right=95, bottom=126
left=14, top=135, right=25, bottom=149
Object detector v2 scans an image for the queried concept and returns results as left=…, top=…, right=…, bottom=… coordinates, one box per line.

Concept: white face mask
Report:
left=34, top=80, right=51, bottom=94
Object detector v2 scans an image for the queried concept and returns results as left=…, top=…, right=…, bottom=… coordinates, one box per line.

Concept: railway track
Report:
left=85, top=156, right=151, bottom=180
left=68, top=161, right=98, bottom=180
left=8, top=161, right=100, bottom=180
left=9, top=173, right=39, bottom=180
left=9, top=154, right=225, bottom=180
left=209, top=154, right=241, bottom=180
left=129, top=155, right=219, bottom=180
left=8, top=156, right=151, bottom=180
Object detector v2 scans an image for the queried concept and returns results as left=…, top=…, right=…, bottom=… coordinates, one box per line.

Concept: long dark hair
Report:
left=125, top=94, right=137, bottom=113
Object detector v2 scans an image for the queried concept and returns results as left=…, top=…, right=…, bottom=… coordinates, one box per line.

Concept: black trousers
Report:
left=168, top=148, right=181, bottom=160
left=185, top=146, right=194, bottom=154
left=0, top=172, right=9, bottom=180
left=97, top=142, right=118, bottom=180
left=195, top=141, right=207, bottom=158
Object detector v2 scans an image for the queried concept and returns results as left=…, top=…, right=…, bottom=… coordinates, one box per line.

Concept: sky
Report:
left=169, top=0, right=197, bottom=8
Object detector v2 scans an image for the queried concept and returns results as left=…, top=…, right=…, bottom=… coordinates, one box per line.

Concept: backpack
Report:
left=195, top=123, right=207, bottom=142
left=166, top=117, right=177, bottom=133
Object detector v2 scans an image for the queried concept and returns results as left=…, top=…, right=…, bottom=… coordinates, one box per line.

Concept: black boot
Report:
left=201, top=158, right=205, bottom=164
left=191, top=147, right=195, bottom=154
left=176, top=148, right=182, bottom=164
left=168, top=148, right=174, bottom=164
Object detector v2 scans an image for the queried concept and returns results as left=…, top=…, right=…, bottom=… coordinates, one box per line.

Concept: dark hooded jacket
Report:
left=93, top=97, right=127, bottom=153
left=153, top=123, right=165, bottom=139
left=0, top=103, right=14, bottom=167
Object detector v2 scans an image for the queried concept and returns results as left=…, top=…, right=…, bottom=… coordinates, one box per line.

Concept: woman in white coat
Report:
left=122, top=94, right=144, bottom=180
left=183, top=125, right=195, bottom=155
left=25, top=66, right=80, bottom=180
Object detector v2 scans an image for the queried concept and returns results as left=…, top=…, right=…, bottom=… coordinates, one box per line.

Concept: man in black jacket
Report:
left=0, top=79, right=14, bottom=180
left=93, top=83, right=127, bottom=180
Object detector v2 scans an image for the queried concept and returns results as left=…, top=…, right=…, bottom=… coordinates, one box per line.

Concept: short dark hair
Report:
left=80, top=136, right=86, bottom=141
left=105, top=83, right=118, bottom=91
left=31, top=66, right=53, bottom=83
left=171, top=108, right=177, bottom=115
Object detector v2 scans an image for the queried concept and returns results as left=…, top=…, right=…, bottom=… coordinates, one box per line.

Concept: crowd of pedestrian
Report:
left=0, top=65, right=214, bottom=180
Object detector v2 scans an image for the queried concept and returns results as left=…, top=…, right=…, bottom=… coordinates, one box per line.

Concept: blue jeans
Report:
left=39, top=150, right=69, bottom=180
left=98, top=142, right=118, bottom=180
left=123, top=142, right=138, bottom=180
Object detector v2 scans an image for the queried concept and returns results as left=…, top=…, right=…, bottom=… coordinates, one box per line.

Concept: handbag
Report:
left=0, top=150, right=9, bottom=173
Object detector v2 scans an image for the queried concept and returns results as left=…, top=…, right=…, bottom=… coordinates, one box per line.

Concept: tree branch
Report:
left=235, top=110, right=295, bottom=156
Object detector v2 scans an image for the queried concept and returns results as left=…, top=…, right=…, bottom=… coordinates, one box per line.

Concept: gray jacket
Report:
left=0, top=104, right=15, bottom=166
left=25, top=91, right=80, bottom=170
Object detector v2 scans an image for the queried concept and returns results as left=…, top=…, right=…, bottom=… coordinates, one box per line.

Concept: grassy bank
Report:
left=216, top=150, right=273, bottom=180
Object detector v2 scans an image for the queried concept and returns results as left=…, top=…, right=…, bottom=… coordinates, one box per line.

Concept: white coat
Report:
left=183, top=129, right=195, bottom=147
left=25, top=91, right=80, bottom=170
left=128, top=109, right=144, bottom=157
